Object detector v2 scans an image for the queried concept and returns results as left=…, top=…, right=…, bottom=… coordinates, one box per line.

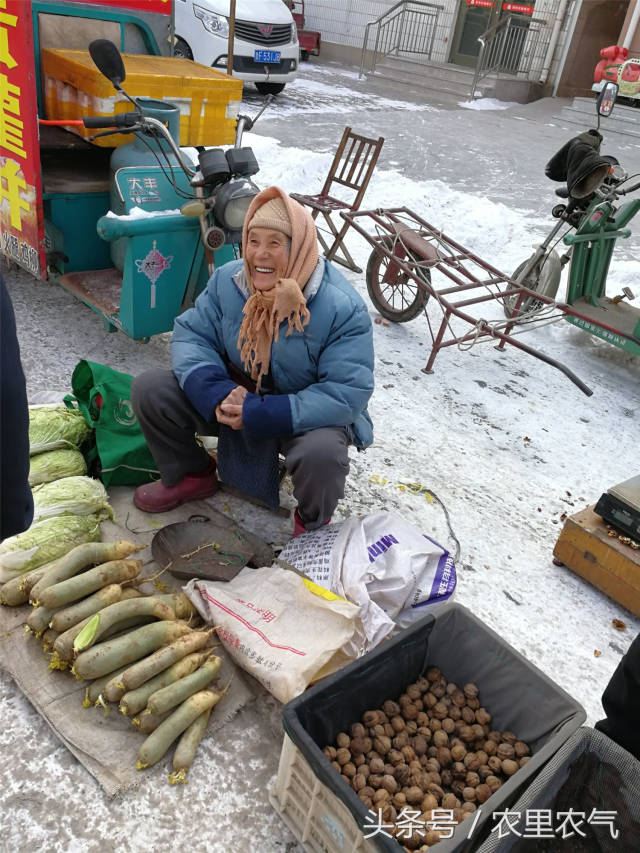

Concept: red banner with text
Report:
left=0, top=0, right=44, bottom=278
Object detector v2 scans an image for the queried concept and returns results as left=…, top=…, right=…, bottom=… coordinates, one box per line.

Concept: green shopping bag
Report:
left=64, top=360, right=159, bottom=487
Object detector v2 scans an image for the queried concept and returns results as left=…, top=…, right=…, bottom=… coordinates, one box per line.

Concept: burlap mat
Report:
left=0, top=487, right=258, bottom=796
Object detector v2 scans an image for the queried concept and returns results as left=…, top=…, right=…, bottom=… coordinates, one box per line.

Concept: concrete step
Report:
left=368, top=57, right=496, bottom=99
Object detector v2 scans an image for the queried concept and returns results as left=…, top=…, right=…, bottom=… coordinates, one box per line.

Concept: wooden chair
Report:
left=291, top=126, right=384, bottom=273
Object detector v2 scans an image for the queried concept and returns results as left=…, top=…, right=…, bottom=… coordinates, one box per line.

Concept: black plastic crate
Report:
left=280, top=602, right=586, bottom=853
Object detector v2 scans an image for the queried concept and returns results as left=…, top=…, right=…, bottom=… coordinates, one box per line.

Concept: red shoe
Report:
left=293, top=508, right=331, bottom=537
left=134, top=462, right=219, bottom=513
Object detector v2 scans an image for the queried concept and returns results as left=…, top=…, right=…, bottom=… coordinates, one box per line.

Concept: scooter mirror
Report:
left=597, top=81, right=618, bottom=117
left=89, top=39, right=126, bottom=89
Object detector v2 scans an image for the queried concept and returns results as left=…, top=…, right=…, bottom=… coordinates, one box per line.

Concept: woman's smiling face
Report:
left=245, top=227, right=290, bottom=292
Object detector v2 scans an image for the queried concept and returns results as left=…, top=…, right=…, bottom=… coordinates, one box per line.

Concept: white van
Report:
left=174, top=0, right=299, bottom=95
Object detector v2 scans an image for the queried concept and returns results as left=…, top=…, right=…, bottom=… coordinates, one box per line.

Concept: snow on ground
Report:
left=459, top=98, right=520, bottom=111
left=1, top=57, right=639, bottom=852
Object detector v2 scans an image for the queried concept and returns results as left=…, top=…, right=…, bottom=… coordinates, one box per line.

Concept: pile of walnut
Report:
left=323, top=666, right=531, bottom=850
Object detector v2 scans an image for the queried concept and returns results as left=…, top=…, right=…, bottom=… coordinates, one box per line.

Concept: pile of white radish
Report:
left=0, top=540, right=224, bottom=783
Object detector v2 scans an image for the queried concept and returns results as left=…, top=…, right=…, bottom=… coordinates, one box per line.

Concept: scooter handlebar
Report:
left=82, top=113, right=139, bottom=129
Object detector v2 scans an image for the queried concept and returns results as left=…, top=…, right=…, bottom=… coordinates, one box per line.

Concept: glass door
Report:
left=450, top=0, right=501, bottom=67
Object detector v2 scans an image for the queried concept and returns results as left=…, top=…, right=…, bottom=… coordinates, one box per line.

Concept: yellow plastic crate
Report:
left=41, top=48, right=243, bottom=148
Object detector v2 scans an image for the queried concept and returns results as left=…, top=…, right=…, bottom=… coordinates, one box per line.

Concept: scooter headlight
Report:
left=194, top=5, right=229, bottom=38
left=215, top=179, right=259, bottom=231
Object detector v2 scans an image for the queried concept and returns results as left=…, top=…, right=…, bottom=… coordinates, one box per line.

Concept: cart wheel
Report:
left=503, top=250, right=561, bottom=322
left=366, top=237, right=429, bottom=323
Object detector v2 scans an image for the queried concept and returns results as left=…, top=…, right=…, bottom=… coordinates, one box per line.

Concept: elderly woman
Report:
left=131, top=186, right=374, bottom=535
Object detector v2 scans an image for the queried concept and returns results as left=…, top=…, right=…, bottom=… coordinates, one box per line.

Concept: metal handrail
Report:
left=359, top=1, right=444, bottom=78
left=469, top=14, right=548, bottom=101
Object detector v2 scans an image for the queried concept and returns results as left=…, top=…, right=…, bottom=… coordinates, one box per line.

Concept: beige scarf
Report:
left=237, top=187, right=318, bottom=390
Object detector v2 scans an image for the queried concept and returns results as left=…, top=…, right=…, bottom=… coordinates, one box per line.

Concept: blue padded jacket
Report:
left=171, top=258, right=374, bottom=448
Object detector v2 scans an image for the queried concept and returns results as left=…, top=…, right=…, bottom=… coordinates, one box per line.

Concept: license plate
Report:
left=255, top=49, right=281, bottom=64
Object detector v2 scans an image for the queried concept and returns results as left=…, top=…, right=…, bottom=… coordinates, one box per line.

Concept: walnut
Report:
left=392, top=792, right=406, bottom=809
left=369, top=774, right=384, bottom=788
left=442, top=717, right=456, bottom=734
left=514, top=741, right=530, bottom=759
left=425, top=830, right=443, bottom=846
left=362, top=710, right=385, bottom=727
left=412, top=735, right=429, bottom=756
left=391, top=715, right=406, bottom=733
left=475, top=708, right=491, bottom=726
left=431, top=681, right=446, bottom=699
left=461, top=706, right=476, bottom=724
left=432, top=730, right=448, bottom=749
left=383, top=723, right=395, bottom=738
left=461, top=801, right=477, bottom=813
left=402, top=703, right=419, bottom=721
left=383, top=700, right=401, bottom=717
left=427, top=782, right=444, bottom=803
left=373, top=736, right=392, bottom=756
left=475, top=783, right=492, bottom=804
left=394, top=765, right=411, bottom=786
left=502, top=731, right=517, bottom=745
left=343, top=762, right=356, bottom=778
left=416, top=726, right=432, bottom=741
left=398, top=693, right=412, bottom=706
left=353, top=774, right=367, bottom=792
left=354, top=754, right=365, bottom=768
left=349, top=737, right=367, bottom=756
left=429, top=720, right=442, bottom=736
left=416, top=712, right=429, bottom=728
left=432, top=701, right=448, bottom=721
left=502, top=759, right=519, bottom=776
left=452, top=761, right=466, bottom=780
left=451, top=744, right=466, bottom=762
left=420, top=793, right=439, bottom=812
left=336, top=748, right=351, bottom=766
left=369, top=757, right=385, bottom=774
left=323, top=746, right=337, bottom=761
left=393, top=732, right=409, bottom=750
left=407, top=684, right=422, bottom=701
left=336, top=732, right=350, bottom=749
left=462, top=786, right=476, bottom=803
left=488, top=756, right=502, bottom=773
left=459, top=726, right=475, bottom=744
left=471, top=724, right=485, bottom=742
left=464, top=752, right=481, bottom=771
left=372, top=724, right=386, bottom=738
left=425, top=666, right=440, bottom=682
left=436, top=747, right=452, bottom=768
left=423, top=691, right=438, bottom=708
left=373, top=788, right=390, bottom=804
left=387, top=749, right=404, bottom=766
left=497, top=743, right=515, bottom=761
left=475, top=750, right=488, bottom=766
left=405, top=786, right=424, bottom=805
left=463, top=683, right=479, bottom=699
left=331, top=761, right=341, bottom=773
left=358, top=785, right=375, bottom=801
left=478, top=764, right=491, bottom=781
left=424, top=757, right=440, bottom=773
left=382, top=774, right=398, bottom=794
left=366, top=750, right=382, bottom=764
left=466, top=696, right=480, bottom=710
left=384, top=763, right=395, bottom=777
left=483, top=738, right=497, bottom=756
left=407, top=768, right=427, bottom=789
left=350, top=722, right=366, bottom=739
left=451, top=780, right=465, bottom=797
left=485, top=775, right=502, bottom=792
left=448, top=705, right=462, bottom=721
left=406, top=720, right=418, bottom=734
left=359, top=763, right=370, bottom=778
left=401, top=746, right=417, bottom=764
left=519, top=756, right=531, bottom=768
left=487, top=730, right=502, bottom=743
left=465, top=771, right=480, bottom=788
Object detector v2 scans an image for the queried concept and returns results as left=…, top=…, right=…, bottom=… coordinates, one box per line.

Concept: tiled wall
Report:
left=301, top=0, right=581, bottom=86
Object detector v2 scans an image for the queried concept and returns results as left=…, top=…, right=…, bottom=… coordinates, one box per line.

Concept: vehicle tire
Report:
left=173, top=37, right=193, bottom=60
left=255, top=82, right=286, bottom=95
left=366, top=237, right=429, bottom=323
left=300, top=50, right=309, bottom=61
left=502, top=250, right=562, bottom=321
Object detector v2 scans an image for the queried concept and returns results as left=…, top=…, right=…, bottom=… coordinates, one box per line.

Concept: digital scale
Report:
left=594, top=475, right=640, bottom=541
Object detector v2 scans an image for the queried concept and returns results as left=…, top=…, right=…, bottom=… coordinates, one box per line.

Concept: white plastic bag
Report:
left=278, top=511, right=456, bottom=656
left=184, top=566, right=362, bottom=704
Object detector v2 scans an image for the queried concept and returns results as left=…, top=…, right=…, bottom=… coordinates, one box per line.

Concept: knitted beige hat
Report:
left=246, top=196, right=292, bottom=237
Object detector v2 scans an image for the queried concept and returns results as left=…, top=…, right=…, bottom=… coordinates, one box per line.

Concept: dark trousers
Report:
left=131, top=368, right=350, bottom=529
left=595, top=632, right=640, bottom=761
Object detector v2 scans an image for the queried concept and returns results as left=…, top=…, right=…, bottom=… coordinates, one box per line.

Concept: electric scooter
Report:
left=502, top=81, right=640, bottom=357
